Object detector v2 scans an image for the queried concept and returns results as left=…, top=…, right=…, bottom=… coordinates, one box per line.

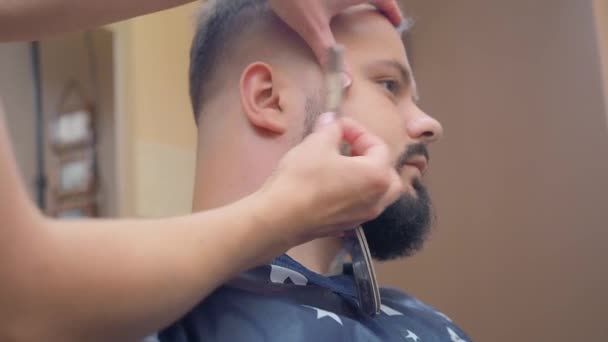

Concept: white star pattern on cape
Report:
left=436, top=311, right=453, bottom=322
left=405, top=330, right=420, bottom=341
left=380, top=304, right=404, bottom=316
left=447, top=327, right=468, bottom=342
left=302, top=305, right=343, bottom=325
left=269, top=265, right=308, bottom=285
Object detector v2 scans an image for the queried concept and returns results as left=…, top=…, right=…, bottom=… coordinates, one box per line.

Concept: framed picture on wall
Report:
left=54, top=150, right=96, bottom=197
left=50, top=81, right=95, bottom=151
left=50, top=109, right=94, bottom=151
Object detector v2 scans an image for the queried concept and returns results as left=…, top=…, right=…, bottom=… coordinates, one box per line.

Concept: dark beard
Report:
left=301, top=96, right=433, bottom=261
left=362, top=177, right=432, bottom=261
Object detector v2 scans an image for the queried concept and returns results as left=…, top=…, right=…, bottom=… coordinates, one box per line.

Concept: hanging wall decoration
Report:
left=49, top=81, right=98, bottom=218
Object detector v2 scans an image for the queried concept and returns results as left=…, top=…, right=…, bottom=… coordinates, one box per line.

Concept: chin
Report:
left=362, top=178, right=433, bottom=261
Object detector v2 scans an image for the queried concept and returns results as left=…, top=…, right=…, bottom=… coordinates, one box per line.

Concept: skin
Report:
left=268, top=0, right=402, bottom=66
left=0, top=0, right=194, bottom=42
left=0, top=100, right=399, bottom=341
left=0, top=0, right=404, bottom=340
left=192, top=5, right=443, bottom=274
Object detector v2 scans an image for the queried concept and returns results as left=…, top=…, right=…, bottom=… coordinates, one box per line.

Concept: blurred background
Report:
left=1, top=0, right=607, bottom=340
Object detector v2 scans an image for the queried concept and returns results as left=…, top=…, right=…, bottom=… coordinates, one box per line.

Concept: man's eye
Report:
left=378, top=79, right=400, bottom=94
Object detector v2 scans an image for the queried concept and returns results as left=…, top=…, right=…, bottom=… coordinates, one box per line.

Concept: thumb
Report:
left=340, top=117, right=391, bottom=165
left=314, top=111, right=337, bottom=131
left=309, top=111, right=344, bottom=146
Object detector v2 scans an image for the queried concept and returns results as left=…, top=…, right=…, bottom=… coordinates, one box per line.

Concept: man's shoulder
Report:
left=380, top=286, right=452, bottom=320
left=378, top=287, right=471, bottom=340
left=159, top=281, right=472, bottom=342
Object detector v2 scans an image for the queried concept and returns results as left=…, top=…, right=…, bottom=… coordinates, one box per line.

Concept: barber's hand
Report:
left=268, top=0, right=402, bottom=67
left=259, top=113, right=402, bottom=247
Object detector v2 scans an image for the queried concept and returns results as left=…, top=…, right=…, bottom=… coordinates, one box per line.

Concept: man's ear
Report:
left=240, top=62, right=287, bottom=134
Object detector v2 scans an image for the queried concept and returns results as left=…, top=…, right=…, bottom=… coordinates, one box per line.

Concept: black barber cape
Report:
left=154, top=255, right=472, bottom=342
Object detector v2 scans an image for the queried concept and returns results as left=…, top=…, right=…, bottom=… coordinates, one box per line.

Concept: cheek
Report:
left=283, top=88, right=319, bottom=139
left=342, top=84, right=405, bottom=153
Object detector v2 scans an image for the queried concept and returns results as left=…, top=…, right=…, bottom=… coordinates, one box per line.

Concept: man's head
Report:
left=190, top=0, right=443, bottom=261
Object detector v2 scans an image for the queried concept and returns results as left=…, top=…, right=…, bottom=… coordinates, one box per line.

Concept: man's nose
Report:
left=406, top=107, right=443, bottom=144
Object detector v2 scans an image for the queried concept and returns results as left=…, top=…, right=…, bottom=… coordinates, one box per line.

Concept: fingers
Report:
left=378, top=170, right=402, bottom=209
left=339, top=0, right=403, bottom=26
left=313, top=1, right=402, bottom=68
left=269, top=0, right=403, bottom=71
left=326, top=172, right=401, bottom=237
left=339, top=117, right=390, bottom=165
left=312, top=115, right=391, bottom=168
left=370, top=0, right=403, bottom=26
left=340, top=117, right=378, bottom=154
left=310, top=24, right=337, bottom=69
left=272, top=110, right=401, bottom=241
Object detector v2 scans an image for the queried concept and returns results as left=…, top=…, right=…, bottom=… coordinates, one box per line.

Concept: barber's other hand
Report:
left=259, top=112, right=402, bottom=247
left=268, top=0, right=402, bottom=67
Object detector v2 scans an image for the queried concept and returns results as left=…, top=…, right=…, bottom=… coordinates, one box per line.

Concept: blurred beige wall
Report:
left=376, top=1, right=608, bottom=341
left=0, top=3, right=198, bottom=217
left=112, top=3, right=199, bottom=217
left=0, top=43, right=37, bottom=199
left=0, top=31, right=117, bottom=216
left=39, top=30, right=117, bottom=216
left=2, top=3, right=201, bottom=217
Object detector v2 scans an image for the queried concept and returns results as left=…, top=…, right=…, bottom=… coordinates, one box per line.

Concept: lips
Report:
left=404, top=157, right=428, bottom=175
left=395, top=144, right=430, bottom=175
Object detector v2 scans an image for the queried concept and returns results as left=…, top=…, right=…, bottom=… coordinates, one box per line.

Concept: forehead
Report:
left=331, top=6, right=410, bottom=69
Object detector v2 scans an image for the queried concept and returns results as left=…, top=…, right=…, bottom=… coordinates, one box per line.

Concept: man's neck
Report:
left=193, top=184, right=343, bottom=273
left=192, top=144, right=343, bottom=275
left=286, top=237, right=343, bottom=274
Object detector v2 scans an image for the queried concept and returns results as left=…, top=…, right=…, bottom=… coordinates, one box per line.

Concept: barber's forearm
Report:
left=0, top=0, right=194, bottom=42
left=1, top=102, right=283, bottom=340
left=2, top=192, right=285, bottom=341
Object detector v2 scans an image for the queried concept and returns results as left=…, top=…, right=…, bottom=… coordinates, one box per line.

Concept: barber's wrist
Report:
left=249, top=184, right=313, bottom=259
left=242, top=189, right=296, bottom=266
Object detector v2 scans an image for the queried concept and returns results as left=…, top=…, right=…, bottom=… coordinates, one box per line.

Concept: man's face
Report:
left=294, top=7, right=444, bottom=260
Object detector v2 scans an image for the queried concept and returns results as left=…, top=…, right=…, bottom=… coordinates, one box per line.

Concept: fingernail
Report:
left=317, top=112, right=336, bottom=128
left=342, top=72, right=352, bottom=89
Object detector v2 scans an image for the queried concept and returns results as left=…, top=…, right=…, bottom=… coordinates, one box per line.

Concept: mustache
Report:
left=395, top=144, right=430, bottom=172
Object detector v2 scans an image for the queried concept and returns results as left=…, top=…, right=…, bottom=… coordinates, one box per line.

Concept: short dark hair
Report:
left=190, top=0, right=411, bottom=124
left=189, top=0, right=273, bottom=123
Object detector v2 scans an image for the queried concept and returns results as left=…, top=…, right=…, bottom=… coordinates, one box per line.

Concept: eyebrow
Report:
left=365, top=59, right=420, bottom=102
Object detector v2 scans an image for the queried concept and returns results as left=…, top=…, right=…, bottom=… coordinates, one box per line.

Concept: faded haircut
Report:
left=189, top=0, right=274, bottom=123
left=190, top=0, right=413, bottom=124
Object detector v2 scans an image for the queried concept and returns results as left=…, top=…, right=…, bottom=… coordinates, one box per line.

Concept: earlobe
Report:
left=240, top=62, right=287, bottom=134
